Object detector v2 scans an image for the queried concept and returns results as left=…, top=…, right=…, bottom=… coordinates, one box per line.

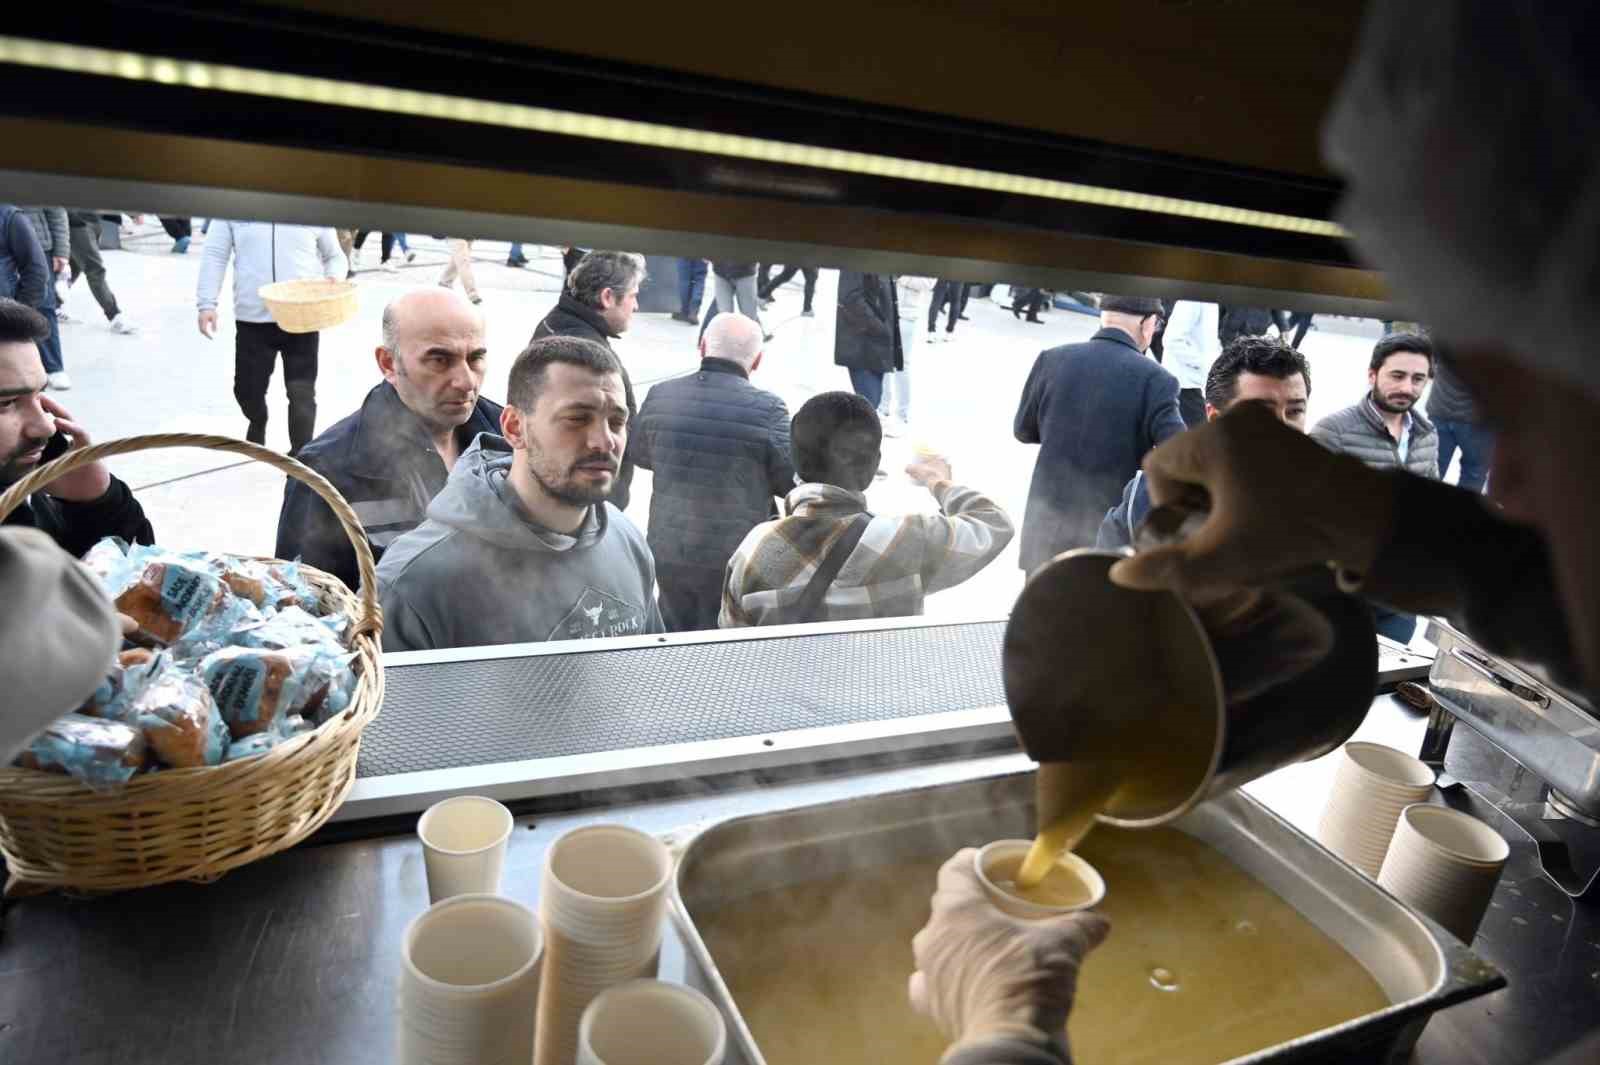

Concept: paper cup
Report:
left=399, top=893, right=543, bottom=1065
left=974, top=839, right=1106, bottom=919
left=418, top=796, right=514, bottom=903
left=1378, top=803, right=1509, bottom=943
left=1315, top=742, right=1436, bottom=878
left=577, top=980, right=726, bottom=1065
left=536, top=825, right=674, bottom=1065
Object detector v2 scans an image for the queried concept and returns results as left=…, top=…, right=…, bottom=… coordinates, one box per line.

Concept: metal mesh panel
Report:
left=358, top=622, right=1006, bottom=777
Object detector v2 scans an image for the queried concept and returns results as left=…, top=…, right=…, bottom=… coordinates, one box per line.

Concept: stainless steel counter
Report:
left=1, top=695, right=1596, bottom=1064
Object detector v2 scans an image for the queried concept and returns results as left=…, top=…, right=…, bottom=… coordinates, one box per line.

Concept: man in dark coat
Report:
left=1013, top=294, right=1185, bottom=571
left=626, top=313, right=794, bottom=631
left=278, top=289, right=502, bottom=594
left=532, top=250, right=643, bottom=510
left=833, top=271, right=901, bottom=410
left=0, top=299, right=151, bottom=556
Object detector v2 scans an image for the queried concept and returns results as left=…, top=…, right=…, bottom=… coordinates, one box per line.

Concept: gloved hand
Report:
left=1109, top=402, right=1397, bottom=596
left=909, top=848, right=1110, bottom=1064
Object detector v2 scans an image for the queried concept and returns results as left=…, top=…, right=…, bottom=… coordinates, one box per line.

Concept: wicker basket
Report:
left=259, top=278, right=358, bottom=334
left=0, top=434, right=383, bottom=895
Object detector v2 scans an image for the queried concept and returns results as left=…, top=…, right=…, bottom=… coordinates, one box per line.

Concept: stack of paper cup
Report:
left=1314, top=742, right=1436, bottom=877
left=418, top=795, right=514, bottom=903
left=1378, top=803, right=1510, bottom=943
left=535, top=824, right=674, bottom=1065
left=398, top=893, right=544, bottom=1065
left=577, top=980, right=726, bottom=1065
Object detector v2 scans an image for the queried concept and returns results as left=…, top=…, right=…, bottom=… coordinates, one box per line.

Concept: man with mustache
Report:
left=0, top=298, right=151, bottom=555
left=1309, top=332, right=1439, bottom=643
left=276, top=288, right=501, bottom=594
left=377, top=335, right=663, bottom=651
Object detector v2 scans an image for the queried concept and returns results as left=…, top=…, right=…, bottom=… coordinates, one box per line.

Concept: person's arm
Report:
left=37, top=208, right=69, bottom=269
left=196, top=221, right=233, bottom=312
left=1095, top=474, right=1143, bottom=551
left=39, top=477, right=154, bottom=557
left=1145, top=371, right=1186, bottom=446
left=1013, top=354, right=1047, bottom=444
left=317, top=227, right=348, bottom=279
left=275, top=477, right=361, bottom=593
left=379, top=589, right=436, bottom=652
left=906, top=458, right=1016, bottom=595
left=1162, top=302, right=1206, bottom=382
left=624, top=393, right=654, bottom=472
left=719, top=545, right=755, bottom=628
left=7, top=212, right=48, bottom=308
left=764, top=398, right=796, bottom=498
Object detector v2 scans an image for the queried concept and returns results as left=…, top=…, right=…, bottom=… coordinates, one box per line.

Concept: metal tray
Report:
left=670, top=771, right=1503, bottom=1065
left=1425, top=619, right=1600, bottom=822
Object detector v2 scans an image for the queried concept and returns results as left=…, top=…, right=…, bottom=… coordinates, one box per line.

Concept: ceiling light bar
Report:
left=0, top=35, right=1347, bottom=239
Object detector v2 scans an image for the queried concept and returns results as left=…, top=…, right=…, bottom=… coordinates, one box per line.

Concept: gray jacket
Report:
left=1311, top=398, right=1439, bottom=479
left=377, top=434, right=664, bottom=652
left=1425, top=359, right=1479, bottom=424
left=21, top=208, right=68, bottom=260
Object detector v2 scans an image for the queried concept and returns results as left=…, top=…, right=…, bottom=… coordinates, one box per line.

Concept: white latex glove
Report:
left=909, top=848, right=1110, bottom=1064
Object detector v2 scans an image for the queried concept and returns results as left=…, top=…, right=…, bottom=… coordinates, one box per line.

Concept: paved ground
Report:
left=49, top=217, right=1404, bottom=627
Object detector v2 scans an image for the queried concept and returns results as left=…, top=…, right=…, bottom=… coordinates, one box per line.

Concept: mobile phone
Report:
left=39, top=430, right=73, bottom=464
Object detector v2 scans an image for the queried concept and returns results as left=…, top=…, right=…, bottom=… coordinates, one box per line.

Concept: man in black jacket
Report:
left=627, top=313, right=793, bottom=631
left=0, top=299, right=151, bottom=555
left=277, top=288, right=501, bottom=593
left=833, top=271, right=901, bottom=411
left=1013, top=294, right=1184, bottom=571
left=532, top=250, right=643, bottom=510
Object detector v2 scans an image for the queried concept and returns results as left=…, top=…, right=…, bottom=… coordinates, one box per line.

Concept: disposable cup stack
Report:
left=534, top=824, right=674, bottom=1065
left=577, top=980, right=726, bottom=1065
left=1314, top=742, right=1436, bottom=877
left=398, top=893, right=544, bottom=1065
left=1378, top=803, right=1509, bottom=943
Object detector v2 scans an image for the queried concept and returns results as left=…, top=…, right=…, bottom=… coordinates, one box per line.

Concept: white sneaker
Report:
left=382, top=260, right=398, bottom=273
left=47, top=372, right=72, bottom=391
left=110, top=313, right=137, bottom=334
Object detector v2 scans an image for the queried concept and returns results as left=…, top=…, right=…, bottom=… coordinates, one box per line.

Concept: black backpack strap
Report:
left=792, top=513, right=872, bottom=624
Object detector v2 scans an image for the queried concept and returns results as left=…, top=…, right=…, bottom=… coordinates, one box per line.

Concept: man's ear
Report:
left=750, top=351, right=764, bottom=374
left=500, top=404, right=525, bottom=448
left=377, top=346, right=398, bottom=382
left=598, top=287, right=616, bottom=310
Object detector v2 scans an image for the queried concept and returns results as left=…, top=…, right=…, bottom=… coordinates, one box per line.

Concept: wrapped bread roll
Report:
left=113, top=558, right=235, bottom=647
left=16, top=713, right=148, bottom=789
left=199, top=647, right=302, bottom=739
left=126, top=668, right=230, bottom=769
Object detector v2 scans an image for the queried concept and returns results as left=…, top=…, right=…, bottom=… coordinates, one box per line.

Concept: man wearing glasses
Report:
left=1013, top=294, right=1183, bottom=571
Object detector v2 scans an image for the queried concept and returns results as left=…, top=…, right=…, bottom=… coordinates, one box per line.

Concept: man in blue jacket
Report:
left=627, top=313, right=793, bottom=631
left=1097, top=335, right=1311, bottom=550
left=1013, top=295, right=1184, bottom=571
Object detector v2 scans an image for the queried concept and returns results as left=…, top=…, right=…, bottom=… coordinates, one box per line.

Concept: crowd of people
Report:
left=0, top=209, right=1495, bottom=656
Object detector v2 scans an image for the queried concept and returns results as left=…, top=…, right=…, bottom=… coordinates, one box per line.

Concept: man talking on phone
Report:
left=0, top=298, right=152, bottom=555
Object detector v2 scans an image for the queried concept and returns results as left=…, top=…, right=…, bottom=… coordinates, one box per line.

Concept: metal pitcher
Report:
left=1003, top=547, right=1376, bottom=827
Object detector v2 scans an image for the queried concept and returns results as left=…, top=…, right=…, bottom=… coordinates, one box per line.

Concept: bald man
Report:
left=626, top=312, right=794, bottom=631
left=276, top=288, right=503, bottom=593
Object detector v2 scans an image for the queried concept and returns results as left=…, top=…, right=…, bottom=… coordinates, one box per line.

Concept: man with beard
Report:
left=1308, top=332, right=1438, bottom=643
left=276, top=288, right=502, bottom=593
left=377, top=335, right=662, bottom=651
left=0, top=298, right=151, bottom=555
left=1311, top=333, right=1439, bottom=479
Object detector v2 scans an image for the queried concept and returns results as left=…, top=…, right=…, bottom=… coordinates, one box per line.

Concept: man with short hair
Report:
left=1013, top=294, right=1185, bottom=570
left=276, top=288, right=502, bottom=593
left=197, top=220, right=348, bottom=452
left=1311, top=332, right=1440, bottom=480
left=627, top=313, right=793, bottom=632
left=721, top=391, right=1012, bottom=626
left=1097, top=335, right=1311, bottom=549
left=378, top=335, right=663, bottom=651
left=532, top=250, right=645, bottom=509
left=0, top=298, right=151, bottom=555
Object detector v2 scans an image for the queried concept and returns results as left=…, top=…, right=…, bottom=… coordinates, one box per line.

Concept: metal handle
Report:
left=1450, top=648, right=1550, bottom=708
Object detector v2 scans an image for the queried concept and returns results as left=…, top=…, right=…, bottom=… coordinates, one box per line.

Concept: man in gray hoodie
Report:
left=377, top=335, right=663, bottom=651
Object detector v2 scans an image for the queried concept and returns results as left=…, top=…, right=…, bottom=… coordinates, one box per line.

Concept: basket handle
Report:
left=0, top=433, right=381, bottom=638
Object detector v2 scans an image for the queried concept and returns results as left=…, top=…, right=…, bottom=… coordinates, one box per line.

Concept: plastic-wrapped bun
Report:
left=232, top=604, right=348, bottom=652
left=16, top=713, right=148, bottom=789
left=223, top=732, right=282, bottom=763
left=1322, top=1, right=1600, bottom=400
left=81, top=537, right=130, bottom=582
left=125, top=667, right=230, bottom=769
left=109, top=551, right=256, bottom=653
left=80, top=647, right=164, bottom=719
left=200, top=646, right=305, bottom=739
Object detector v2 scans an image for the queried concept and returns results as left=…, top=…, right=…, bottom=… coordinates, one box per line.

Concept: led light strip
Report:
left=0, top=35, right=1347, bottom=238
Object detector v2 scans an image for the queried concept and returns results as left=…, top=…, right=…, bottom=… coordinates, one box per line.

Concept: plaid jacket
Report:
left=720, top=480, right=1014, bottom=626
